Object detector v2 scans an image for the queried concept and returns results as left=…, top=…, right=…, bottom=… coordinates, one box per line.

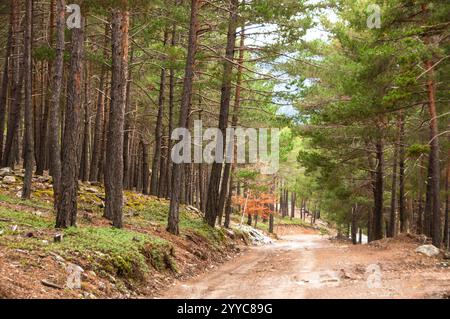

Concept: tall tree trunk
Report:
left=56, top=18, right=84, bottom=228
left=79, top=64, right=91, bottom=182
left=141, top=139, right=150, bottom=195
left=424, top=156, right=433, bottom=237
left=122, top=50, right=133, bottom=189
left=89, top=25, right=108, bottom=182
left=223, top=171, right=234, bottom=229
left=443, top=140, right=449, bottom=248
left=158, top=127, right=168, bottom=197
left=165, top=19, right=177, bottom=199
left=398, top=112, right=406, bottom=233
left=36, top=0, right=55, bottom=175
left=388, top=124, right=399, bottom=238
left=417, top=156, right=424, bottom=234
left=425, top=63, right=442, bottom=247
left=351, top=206, right=358, bottom=245
left=204, top=0, right=239, bottom=227
left=22, top=0, right=34, bottom=199
left=0, top=1, right=14, bottom=163
left=373, top=137, right=384, bottom=240
left=167, top=0, right=199, bottom=235
left=150, top=31, right=169, bottom=196
left=49, top=0, right=65, bottom=211
left=224, top=138, right=238, bottom=228
left=98, top=82, right=110, bottom=183
left=2, top=0, right=24, bottom=168
left=422, top=3, right=442, bottom=247
left=36, top=68, right=49, bottom=175
left=104, top=8, right=129, bottom=229
left=284, top=189, right=289, bottom=218
left=218, top=23, right=245, bottom=223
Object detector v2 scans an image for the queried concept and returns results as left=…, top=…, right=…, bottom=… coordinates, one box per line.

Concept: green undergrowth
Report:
left=0, top=188, right=230, bottom=282
left=61, top=227, right=175, bottom=278
left=0, top=206, right=53, bottom=230
left=130, top=202, right=227, bottom=247
left=0, top=206, right=175, bottom=280
left=0, top=193, right=52, bottom=211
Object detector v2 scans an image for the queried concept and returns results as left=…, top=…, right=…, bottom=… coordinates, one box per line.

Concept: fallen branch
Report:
left=41, top=279, right=64, bottom=290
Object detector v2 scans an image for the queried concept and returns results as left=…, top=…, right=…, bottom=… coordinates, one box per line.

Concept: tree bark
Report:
left=223, top=173, right=233, bottom=229
left=424, top=155, right=433, bottom=237
left=165, top=20, right=177, bottom=199
left=104, top=8, right=129, bottom=228
left=373, top=138, right=384, bottom=240
left=351, top=206, right=358, bottom=245
left=425, top=63, right=442, bottom=247
left=167, top=0, right=199, bottom=235
left=218, top=23, right=245, bottom=224
left=205, top=0, right=239, bottom=227
left=36, top=0, right=55, bottom=175
left=0, top=1, right=14, bottom=163
left=388, top=123, right=399, bottom=237
left=422, top=3, right=442, bottom=247
left=56, top=18, right=84, bottom=228
left=98, top=81, right=110, bottom=183
left=89, top=25, right=109, bottom=182
left=48, top=0, right=65, bottom=211
left=290, top=193, right=296, bottom=219
left=122, top=49, right=133, bottom=189
left=150, top=31, right=169, bottom=196
left=417, top=156, right=424, bottom=234
left=79, top=64, right=91, bottom=182
left=443, top=138, right=449, bottom=248
left=158, top=127, right=168, bottom=197
left=398, top=112, right=406, bottom=233
left=141, top=139, right=150, bottom=195
left=2, top=0, right=24, bottom=168
left=22, top=0, right=34, bottom=199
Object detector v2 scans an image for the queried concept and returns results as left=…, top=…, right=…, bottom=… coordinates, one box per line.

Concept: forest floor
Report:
left=0, top=169, right=252, bottom=298
left=0, top=169, right=319, bottom=299
left=1, top=169, right=450, bottom=299
left=162, top=225, right=450, bottom=299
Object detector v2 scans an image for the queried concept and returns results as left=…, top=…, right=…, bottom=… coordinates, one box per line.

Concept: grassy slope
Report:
left=0, top=177, right=239, bottom=298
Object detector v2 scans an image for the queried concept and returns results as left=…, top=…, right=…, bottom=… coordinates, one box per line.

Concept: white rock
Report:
left=0, top=167, right=12, bottom=177
left=415, top=244, right=440, bottom=257
left=236, top=225, right=273, bottom=246
left=2, top=176, right=16, bottom=184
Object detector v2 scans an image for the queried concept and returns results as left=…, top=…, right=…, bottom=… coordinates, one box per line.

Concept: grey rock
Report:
left=2, top=176, right=16, bottom=184
left=236, top=225, right=273, bottom=246
left=415, top=244, right=440, bottom=257
left=0, top=167, right=12, bottom=177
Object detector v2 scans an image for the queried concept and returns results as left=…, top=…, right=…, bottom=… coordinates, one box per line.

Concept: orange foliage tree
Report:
left=233, top=192, right=276, bottom=223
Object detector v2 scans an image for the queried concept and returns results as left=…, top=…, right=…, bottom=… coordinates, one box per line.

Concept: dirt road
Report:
left=162, top=227, right=450, bottom=299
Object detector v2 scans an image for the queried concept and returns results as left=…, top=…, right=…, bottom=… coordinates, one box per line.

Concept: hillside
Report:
left=0, top=169, right=249, bottom=298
